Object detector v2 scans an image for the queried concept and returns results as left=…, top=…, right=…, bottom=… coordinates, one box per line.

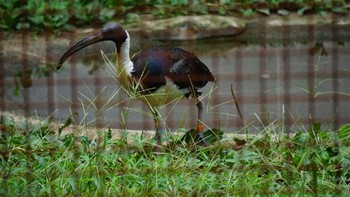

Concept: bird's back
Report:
left=131, top=48, right=215, bottom=96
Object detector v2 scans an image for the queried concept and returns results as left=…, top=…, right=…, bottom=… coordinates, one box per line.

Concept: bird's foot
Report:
left=197, top=132, right=206, bottom=146
left=196, top=124, right=206, bottom=146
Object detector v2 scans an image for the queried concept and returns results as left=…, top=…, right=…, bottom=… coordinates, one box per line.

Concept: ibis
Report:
left=57, top=22, right=215, bottom=150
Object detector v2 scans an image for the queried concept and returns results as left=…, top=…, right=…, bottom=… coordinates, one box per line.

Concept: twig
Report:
left=230, top=83, right=244, bottom=122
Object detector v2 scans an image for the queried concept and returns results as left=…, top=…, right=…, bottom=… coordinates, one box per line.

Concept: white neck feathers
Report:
left=117, top=30, right=133, bottom=77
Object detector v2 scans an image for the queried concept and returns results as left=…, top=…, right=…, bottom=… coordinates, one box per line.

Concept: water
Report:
left=1, top=33, right=349, bottom=133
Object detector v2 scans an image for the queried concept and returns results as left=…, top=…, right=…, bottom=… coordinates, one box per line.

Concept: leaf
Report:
left=62, top=134, right=74, bottom=147
left=203, top=128, right=224, bottom=144
left=312, top=122, right=321, bottom=133
left=99, top=8, right=115, bottom=21
left=218, top=7, right=226, bottom=15
left=332, top=7, right=347, bottom=14
left=238, top=149, right=260, bottom=163
left=293, top=131, right=311, bottom=144
left=80, top=136, right=92, bottom=147
left=257, top=8, right=270, bottom=16
left=16, top=22, right=30, bottom=30
left=241, top=8, right=255, bottom=17
left=67, top=177, right=77, bottom=191
left=181, top=128, right=223, bottom=145
left=1, top=1, right=16, bottom=9
left=28, top=15, right=44, bottom=25
left=58, top=115, right=73, bottom=136
left=107, top=129, right=112, bottom=140
left=338, top=124, right=350, bottom=145
left=277, top=9, right=289, bottom=16
left=181, top=129, right=198, bottom=144
left=297, top=6, right=312, bottom=15
left=319, top=10, right=328, bottom=16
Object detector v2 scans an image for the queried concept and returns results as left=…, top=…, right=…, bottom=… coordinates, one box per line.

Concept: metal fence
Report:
left=1, top=16, right=350, bottom=133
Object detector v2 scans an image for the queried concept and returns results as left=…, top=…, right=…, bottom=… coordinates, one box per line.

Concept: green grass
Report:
left=1, top=114, right=349, bottom=196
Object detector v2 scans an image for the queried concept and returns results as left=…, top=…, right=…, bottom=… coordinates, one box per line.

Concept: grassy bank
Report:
left=0, top=115, right=349, bottom=196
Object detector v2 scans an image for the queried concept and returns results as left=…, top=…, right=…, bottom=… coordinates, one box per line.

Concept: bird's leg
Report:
left=196, top=96, right=206, bottom=146
left=151, top=107, right=162, bottom=152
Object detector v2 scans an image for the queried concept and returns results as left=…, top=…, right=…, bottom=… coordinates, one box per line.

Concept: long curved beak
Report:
left=57, top=31, right=104, bottom=70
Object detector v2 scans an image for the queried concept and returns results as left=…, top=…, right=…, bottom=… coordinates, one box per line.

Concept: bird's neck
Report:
left=116, top=31, right=133, bottom=87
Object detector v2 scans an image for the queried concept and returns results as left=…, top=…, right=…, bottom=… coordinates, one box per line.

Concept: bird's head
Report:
left=57, top=22, right=128, bottom=70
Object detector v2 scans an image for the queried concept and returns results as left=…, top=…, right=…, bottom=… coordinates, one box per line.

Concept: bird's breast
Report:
left=139, top=77, right=188, bottom=106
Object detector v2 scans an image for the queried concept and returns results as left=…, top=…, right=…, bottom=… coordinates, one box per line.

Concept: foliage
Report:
left=0, top=114, right=349, bottom=196
left=0, top=0, right=348, bottom=33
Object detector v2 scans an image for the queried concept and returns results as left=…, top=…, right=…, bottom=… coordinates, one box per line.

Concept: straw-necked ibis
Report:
left=57, top=22, right=215, bottom=150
